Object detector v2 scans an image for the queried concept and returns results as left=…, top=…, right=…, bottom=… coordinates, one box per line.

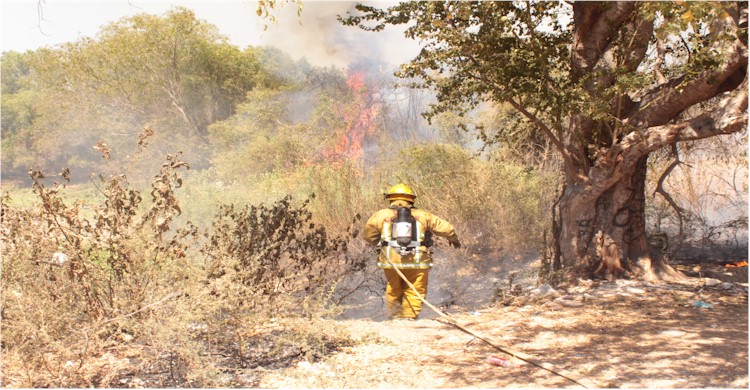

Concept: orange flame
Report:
left=725, top=261, right=748, bottom=268
left=332, top=70, right=380, bottom=161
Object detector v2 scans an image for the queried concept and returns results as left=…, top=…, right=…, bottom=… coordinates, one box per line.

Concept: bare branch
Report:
left=650, top=36, right=670, bottom=84
left=98, top=291, right=184, bottom=325
left=653, top=144, right=686, bottom=239
left=35, top=0, right=51, bottom=36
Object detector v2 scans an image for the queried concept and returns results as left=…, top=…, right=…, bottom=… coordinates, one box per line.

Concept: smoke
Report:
left=259, top=1, right=418, bottom=69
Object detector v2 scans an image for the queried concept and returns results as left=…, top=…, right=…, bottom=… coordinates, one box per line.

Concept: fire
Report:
left=725, top=261, right=748, bottom=268
left=306, top=66, right=382, bottom=167
left=332, top=69, right=381, bottom=161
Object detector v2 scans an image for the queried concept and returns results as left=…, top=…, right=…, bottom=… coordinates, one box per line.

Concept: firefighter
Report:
left=363, top=183, right=461, bottom=320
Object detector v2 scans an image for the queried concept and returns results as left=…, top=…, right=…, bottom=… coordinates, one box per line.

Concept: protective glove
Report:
left=449, top=239, right=461, bottom=249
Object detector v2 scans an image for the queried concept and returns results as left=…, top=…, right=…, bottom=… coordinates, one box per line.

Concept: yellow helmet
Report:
left=385, top=183, right=416, bottom=203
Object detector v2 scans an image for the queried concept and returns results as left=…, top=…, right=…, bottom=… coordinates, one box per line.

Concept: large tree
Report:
left=342, top=1, right=748, bottom=280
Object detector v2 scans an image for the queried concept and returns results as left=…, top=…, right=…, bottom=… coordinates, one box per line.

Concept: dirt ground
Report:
left=256, top=260, right=748, bottom=389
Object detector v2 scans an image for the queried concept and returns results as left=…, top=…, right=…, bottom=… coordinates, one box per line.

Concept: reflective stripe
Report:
left=377, top=262, right=433, bottom=269
left=414, top=220, right=424, bottom=262
left=382, top=221, right=392, bottom=241
left=382, top=220, right=392, bottom=260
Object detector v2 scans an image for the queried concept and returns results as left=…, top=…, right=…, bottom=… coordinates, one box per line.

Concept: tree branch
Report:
left=589, top=10, right=654, bottom=89
left=613, top=78, right=748, bottom=167
left=506, top=98, right=566, bottom=152
left=625, top=9, right=748, bottom=128
left=594, top=76, right=747, bottom=197
left=653, top=144, right=686, bottom=239
left=505, top=97, right=581, bottom=181
left=640, top=77, right=748, bottom=150
left=572, top=2, right=636, bottom=74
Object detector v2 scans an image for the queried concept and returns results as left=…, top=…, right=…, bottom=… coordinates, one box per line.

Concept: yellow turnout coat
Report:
left=363, top=200, right=460, bottom=319
left=363, top=200, right=460, bottom=269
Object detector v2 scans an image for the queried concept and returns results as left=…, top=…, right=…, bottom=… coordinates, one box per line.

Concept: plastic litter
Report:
left=487, top=355, right=514, bottom=368
left=692, top=300, right=713, bottom=309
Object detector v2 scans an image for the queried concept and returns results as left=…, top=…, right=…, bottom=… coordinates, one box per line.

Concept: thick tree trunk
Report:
left=555, top=155, right=684, bottom=281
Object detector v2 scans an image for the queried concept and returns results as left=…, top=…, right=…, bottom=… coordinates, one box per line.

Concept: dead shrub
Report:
left=202, top=195, right=352, bottom=313
left=1, top=153, right=209, bottom=387
left=199, top=195, right=364, bottom=370
left=2, top=147, right=370, bottom=387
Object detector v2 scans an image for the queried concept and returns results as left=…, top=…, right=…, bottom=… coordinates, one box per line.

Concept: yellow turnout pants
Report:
left=384, top=268, right=429, bottom=319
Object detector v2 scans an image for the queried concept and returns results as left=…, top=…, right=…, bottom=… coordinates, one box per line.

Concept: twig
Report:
left=99, top=291, right=183, bottom=326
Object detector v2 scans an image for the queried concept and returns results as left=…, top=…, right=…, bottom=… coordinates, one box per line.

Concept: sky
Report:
left=1, top=0, right=419, bottom=69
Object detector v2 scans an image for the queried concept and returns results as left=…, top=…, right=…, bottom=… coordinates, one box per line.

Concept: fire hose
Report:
left=382, top=255, right=607, bottom=389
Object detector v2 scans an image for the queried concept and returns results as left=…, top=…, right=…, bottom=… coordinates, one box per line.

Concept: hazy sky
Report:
left=1, top=0, right=419, bottom=69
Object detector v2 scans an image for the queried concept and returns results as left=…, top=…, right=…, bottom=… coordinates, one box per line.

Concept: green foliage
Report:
left=59, top=7, right=259, bottom=132
left=206, top=59, right=374, bottom=184
left=1, top=49, right=103, bottom=178
left=256, top=46, right=312, bottom=87
left=1, top=51, right=38, bottom=145
left=1, top=7, right=281, bottom=181
left=208, top=88, right=314, bottom=180
left=1, top=50, right=35, bottom=94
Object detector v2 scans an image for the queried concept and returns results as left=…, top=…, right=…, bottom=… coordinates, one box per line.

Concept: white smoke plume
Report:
left=258, top=1, right=419, bottom=69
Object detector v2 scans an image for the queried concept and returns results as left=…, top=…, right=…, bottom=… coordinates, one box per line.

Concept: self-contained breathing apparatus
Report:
left=381, top=207, right=432, bottom=260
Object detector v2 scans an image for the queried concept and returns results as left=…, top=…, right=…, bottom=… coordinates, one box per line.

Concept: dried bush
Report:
left=202, top=195, right=362, bottom=314
left=2, top=153, right=365, bottom=387
left=1, top=153, right=202, bottom=387
left=196, top=195, right=365, bottom=374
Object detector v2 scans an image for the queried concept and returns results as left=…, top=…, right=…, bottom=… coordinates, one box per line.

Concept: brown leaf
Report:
left=93, top=141, right=112, bottom=160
